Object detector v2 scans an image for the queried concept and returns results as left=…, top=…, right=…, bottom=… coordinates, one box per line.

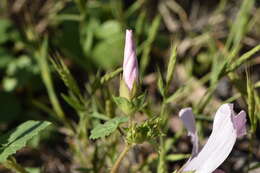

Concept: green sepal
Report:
left=119, top=79, right=131, bottom=100
left=119, top=78, right=139, bottom=100
left=113, top=96, right=135, bottom=115
left=126, top=116, right=163, bottom=144
left=130, top=80, right=139, bottom=99
left=113, top=93, right=146, bottom=116
left=132, top=92, right=146, bottom=111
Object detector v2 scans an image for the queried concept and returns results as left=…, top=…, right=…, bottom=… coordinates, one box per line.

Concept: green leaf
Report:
left=91, top=112, right=110, bottom=121
left=166, top=154, right=190, bottom=161
left=100, top=67, right=123, bottom=84
left=157, top=68, right=165, bottom=97
left=35, top=39, right=66, bottom=120
left=90, top=117, right=128, bottom=139
left=140, top=15, right=161, bottom=74
left=0, top=48, right=13, bottom=69
left=95, top=20, right=121, bottom=39
left=226, top=45, right=260, bottom=73
left=92, top=33, right=124, bottom=69
left=166, top=45, right=177, bottom=89
left=61, top=93, right=85, bottom=111
left=51, top=58, right=82, bottom=100
left=3, top=77, right=17, bottom=92
left=0, top=121, right=52, bottom=163
left=246, top=73, right=256, bottom=132
left=26, top=167, right=40, bottom=173
left=0, top=19, right=12, bottom=44
left=132, top=93, right=147, bottom=111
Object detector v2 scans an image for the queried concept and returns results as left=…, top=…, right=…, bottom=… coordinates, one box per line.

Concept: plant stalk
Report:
left=110, top=144, right=132, bottom=173
left=157, top=102, right=168, bottom=173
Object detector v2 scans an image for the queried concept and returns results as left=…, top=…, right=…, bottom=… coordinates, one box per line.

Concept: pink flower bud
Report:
left=123, top=30, right=138, bottom=91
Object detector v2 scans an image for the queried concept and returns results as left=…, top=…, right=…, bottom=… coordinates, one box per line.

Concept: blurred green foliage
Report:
left=0, top=0, right=259, bottom=172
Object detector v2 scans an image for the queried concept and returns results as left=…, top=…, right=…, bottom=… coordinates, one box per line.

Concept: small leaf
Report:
left=92, top=33, right=124, bottom=69
left=61, top=93, right=85, bottom=111
left=91, top=112, right=110, bottom=121
left=132, top=93, right=147, bottom=111
left=0, top=121, right=52, bottom=162
left=166, top=154, right=190, bottom=161
left=157, top=68, right=165, bottom=97
left=51, top=58, right=82, bottom=99
left=165, top=85, right=186, bottom=103
left=95, top=20, right=121, bottom=39
left=26, top=167, right=41, bottom=173
left=166, top=45, right=177, bottom=88
left=226, top=45, right=260, bottom=74
left=100, top=67, right=123, bottom=84
left=90, top=117, right=128, bottom=139
left=140, top=15, right=161, bottom=74
left=246, top=73, right=256, bottom=132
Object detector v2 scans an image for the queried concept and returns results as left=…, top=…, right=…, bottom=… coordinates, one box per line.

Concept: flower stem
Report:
left=157, top=136, right=167, bottom=173
left=157, top=102, right=168, bottom=173
left=110, top=144, right=132, bottom=173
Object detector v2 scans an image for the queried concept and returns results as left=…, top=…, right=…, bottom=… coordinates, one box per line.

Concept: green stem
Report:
left=3, top=157, right=29, bottom=173
left=248, top=130, right=255, bottom=171
left=157, top=102, right=168, bottom=173
left=157, top=136, right=167, bottom=173
left=110, top=144, right=132, bottom=173
left=35, top=40, right=76, bottom=133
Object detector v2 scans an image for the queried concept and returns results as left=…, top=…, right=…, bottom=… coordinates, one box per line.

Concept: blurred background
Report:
left=0, top=0, right=259, bottom=172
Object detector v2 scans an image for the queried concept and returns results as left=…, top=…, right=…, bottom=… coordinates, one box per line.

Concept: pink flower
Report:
left=179, top=104, right=246, bottom=173
left=123, top=30, right=138, bottom=91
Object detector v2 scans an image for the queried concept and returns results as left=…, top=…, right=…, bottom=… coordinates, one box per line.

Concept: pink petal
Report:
left=179, top=108, right=199, bottom=156
left=182, top=104, right=246, bottom=173
left=232, top=110, right=247, bottom=137
left=123, top=30, right=138, bottom=90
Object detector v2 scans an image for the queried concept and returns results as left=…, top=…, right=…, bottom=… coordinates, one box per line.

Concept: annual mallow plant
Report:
left=0, top=29, right=259, bottom=173
left=110, top=30, right=247, bottom=173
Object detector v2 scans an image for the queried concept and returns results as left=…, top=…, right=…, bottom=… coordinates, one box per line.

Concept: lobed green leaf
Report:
left=90, top=117, right=128, bottom=139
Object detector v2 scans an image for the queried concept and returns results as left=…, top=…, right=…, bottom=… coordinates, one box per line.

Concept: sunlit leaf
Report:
left=90, top=117, right=128, bottom=139
left=0, top=121, right=52, bottom=162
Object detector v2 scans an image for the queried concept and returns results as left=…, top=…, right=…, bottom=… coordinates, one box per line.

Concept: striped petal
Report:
left=181, top=104, right=246, bottom=173
left=179, top=108, right=199, bottom=157
left=123, top=30, right=138, bottom=90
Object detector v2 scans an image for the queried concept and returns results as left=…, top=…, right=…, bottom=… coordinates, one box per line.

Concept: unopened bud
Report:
left=123, top=30, right=138, bottom=92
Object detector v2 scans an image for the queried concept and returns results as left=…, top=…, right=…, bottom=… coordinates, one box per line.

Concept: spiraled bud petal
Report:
left=123, top=30, right=138, bottom=91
